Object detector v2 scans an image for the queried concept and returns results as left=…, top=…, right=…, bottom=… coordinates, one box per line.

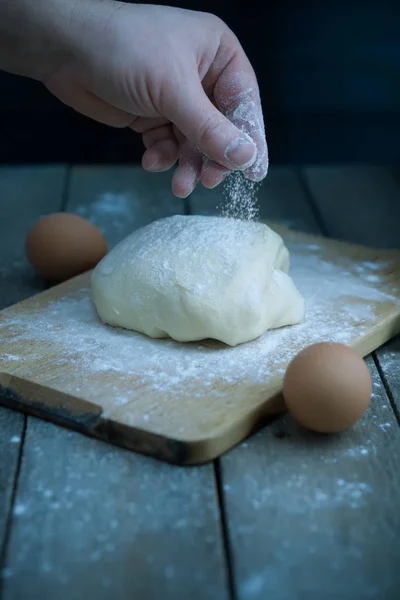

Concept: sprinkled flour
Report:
left=219, top=172, right=260, bottom=221
left=218, top=85, right=267, bottom=221
left=1, top=237, right=398, bottom=438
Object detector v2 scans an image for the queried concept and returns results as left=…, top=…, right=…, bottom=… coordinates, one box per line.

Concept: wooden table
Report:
left=0, top=164, right=399, bottom=600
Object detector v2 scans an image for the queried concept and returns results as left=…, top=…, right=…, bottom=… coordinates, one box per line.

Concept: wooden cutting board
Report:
left=1, top=223, right=399, bottom=465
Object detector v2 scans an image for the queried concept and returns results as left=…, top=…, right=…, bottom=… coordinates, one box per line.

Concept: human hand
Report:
left=0, top=1, right=268, bottom=196
left=44, top=1, right=268, bottom=196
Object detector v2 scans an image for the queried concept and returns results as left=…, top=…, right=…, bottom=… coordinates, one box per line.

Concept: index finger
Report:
left=213, top=50, right=269, bottom=182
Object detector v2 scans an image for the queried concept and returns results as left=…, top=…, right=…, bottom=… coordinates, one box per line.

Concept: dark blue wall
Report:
left=0, top=0, right=399, bottom=164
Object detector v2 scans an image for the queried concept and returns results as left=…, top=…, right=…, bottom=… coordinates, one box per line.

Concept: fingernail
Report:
left=145, top=160, right=162, bottom=172
left=176, top=190, right=191, bottom=198
left=224, top=138, right=257, bottom=169
left=206, top=170, right=230, bottom=189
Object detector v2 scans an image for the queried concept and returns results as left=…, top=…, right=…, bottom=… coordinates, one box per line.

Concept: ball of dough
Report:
left=91, top=215, right=305, bottom=346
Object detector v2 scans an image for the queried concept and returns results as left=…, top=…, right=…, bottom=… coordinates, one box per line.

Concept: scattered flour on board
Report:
left=0, top=353, right=21, bottom=361
left=1, top=239, right=398, bottom=431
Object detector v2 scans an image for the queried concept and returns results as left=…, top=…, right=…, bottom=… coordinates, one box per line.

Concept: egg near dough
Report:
left=283, top=342, right=372, bottom=433
left=26, top=213, right=107, bottom=282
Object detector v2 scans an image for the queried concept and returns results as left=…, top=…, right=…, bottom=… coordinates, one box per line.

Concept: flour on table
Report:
left=1, top=239, right=398, bottom=436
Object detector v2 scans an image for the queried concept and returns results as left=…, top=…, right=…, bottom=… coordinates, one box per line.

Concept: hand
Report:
left=1, top=1, right=269, bottom=197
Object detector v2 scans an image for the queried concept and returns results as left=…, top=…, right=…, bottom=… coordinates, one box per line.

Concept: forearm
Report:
left=0, top=0, right=100, bottom=81
left=0, top=0, right=66, bottom=79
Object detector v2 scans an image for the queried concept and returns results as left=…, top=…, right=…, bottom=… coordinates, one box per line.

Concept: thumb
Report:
left=162, top=74, right=257, bottom=171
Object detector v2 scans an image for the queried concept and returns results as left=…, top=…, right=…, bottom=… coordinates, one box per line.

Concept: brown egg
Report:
left=26, top=213, right=107, bottom=282
left=282, top=342, right=372, bottom=433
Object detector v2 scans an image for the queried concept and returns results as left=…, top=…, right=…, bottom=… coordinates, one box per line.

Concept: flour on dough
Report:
left=91, top=215, right=305, bottom=346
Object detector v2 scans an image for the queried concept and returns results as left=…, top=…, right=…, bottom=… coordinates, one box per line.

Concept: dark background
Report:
left=0, top=0, right=399, bottom=165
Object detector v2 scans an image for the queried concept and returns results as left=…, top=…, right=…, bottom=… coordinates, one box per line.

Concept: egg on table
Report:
left=283, top=342, right=372, bottom=433
left=26, top=212, right=107, bottom=282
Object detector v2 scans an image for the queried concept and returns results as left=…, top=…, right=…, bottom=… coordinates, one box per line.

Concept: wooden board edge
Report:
left=0, top=370, right=283, bottom=466
left=1, top=311, right=399, bottom=466
left=99, top=391, right=285, bottom=466
left=0, top=221, right=399, bottom=466
left=351, top=311, right=400, bottom=357
left=0, top=374, right=102, bottom=431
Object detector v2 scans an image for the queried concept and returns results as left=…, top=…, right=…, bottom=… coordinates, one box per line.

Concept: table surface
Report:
left=0, top=164, right=399, bottom=600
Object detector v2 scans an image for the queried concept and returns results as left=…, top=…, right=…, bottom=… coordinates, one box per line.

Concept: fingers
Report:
left=161, top=70, right=257, bottom=174
left=201, top=158, right=230, bottom=189
left=172, top=134, right=203, bottom=198
left=141, top=124, right=179, bottom=172
left=142, top=124, right=175, bottom=149
left=213, top=51, right=269, bottom=182
left=142, top=140, right=179, bottom=172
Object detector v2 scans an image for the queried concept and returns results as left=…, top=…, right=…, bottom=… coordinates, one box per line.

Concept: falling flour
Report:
left=219, top=84, right=268, bottom=221
left=219, top=172, right=260, bottom=221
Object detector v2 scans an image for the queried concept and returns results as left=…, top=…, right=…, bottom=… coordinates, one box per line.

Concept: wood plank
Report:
left=67, top=166, right=184, bottom=248
left=221, top=358, right=400, bottom=600
left=303, top=165, right=400, bottom=416
left=0, top=165, right=67, bottom=309
left=0, top=165, right=67, bottom=573
left=303, top=165, right=400, bottom=249
left=0, top=409, right=23, bottom=551
left=0, top=227, right=399, bottom=464
left=2, top=417, right=228, bottom=600
left=188, top=167, right=400, bottom=599
left=376, top=338, right=400, bottom=417
left=2, top=166, right=229, bottom=599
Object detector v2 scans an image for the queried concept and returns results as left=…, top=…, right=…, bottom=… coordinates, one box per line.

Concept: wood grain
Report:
left=0, top=409, right=23, bottom=551
left=0, top=165, right=67, bottom=573
left=0, top=165, right=67, bottom=309
left=67, top=166, right=185, bottom=248
left=2, top=417, right=228, bottom=600
left=376, top=338, right=400, bottom=418
left=189, top=167, right=400, bottom=599
left=1, top=164, right=399, bottom=600
left=303, top=165, right=400, bottom=249
left=221, top=357, right=400, bottom=600
left=1, top=165, right=229, bottom=600
left=303, top=165, right=400, bottom=418
left=0, top=222, right=399, bottom=465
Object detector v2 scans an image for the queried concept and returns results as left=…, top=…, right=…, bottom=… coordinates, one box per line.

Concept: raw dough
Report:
left=91, top=215, right=305, bottom=346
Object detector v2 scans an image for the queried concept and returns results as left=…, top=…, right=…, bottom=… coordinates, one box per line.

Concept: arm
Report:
left=0, top=1, right=268, bottom=196
left=0, top=0, right=67, bottom=79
